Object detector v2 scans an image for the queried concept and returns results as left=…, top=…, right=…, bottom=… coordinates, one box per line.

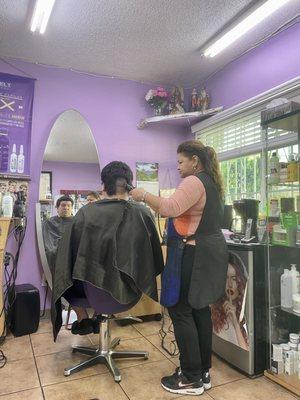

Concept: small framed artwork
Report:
left=39, top=171, right=52, bottom=200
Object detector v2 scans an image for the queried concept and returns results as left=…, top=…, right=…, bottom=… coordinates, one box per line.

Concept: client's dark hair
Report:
left=56, top=195, right=74, bottom=208
left=101, top=161, right=133, bottom=196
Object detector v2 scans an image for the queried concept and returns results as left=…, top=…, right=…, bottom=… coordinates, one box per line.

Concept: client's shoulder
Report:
left=128, top=200, right=152, bottom=216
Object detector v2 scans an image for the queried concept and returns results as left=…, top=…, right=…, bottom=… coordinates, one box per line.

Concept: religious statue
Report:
left=168, top=86, right=185, bottom=114
left=190, top=88, right=198, bottom=112
left=197, top=88, right=209, bottom=111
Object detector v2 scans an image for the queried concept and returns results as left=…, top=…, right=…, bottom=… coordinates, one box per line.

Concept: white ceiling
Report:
left=0, top=0, right=299, bottom=86
left=44, top=109, right=99, bottom=163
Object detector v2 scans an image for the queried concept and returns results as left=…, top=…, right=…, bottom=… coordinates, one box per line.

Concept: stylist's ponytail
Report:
left=203, top=146, right=224, bottom=199
left=177, top=140, right=224, bottom=199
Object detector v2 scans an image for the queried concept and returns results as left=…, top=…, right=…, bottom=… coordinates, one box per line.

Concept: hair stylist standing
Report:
left=130, top=140, right=228, bottom=396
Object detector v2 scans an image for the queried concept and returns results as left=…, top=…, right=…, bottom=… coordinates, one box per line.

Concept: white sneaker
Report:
left=202, top=371, right=212, bottom=390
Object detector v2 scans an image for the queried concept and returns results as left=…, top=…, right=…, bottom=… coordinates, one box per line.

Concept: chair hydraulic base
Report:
left=64, top=315, right=148, bottom=382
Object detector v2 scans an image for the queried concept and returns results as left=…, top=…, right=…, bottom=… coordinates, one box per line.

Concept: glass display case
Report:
left=261, top=102, right=300, bottom=396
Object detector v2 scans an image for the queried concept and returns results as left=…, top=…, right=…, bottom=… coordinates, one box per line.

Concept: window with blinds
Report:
left=195, top=110, right=298, bottom=205
left=196, top=112, right=298, bottom=161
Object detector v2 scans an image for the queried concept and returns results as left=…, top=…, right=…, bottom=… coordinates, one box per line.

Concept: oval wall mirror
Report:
left=36, top=109, right=100, bottom=290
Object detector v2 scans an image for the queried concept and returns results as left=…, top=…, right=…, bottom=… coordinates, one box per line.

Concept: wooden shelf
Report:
left=0, top=173, right=31, bottom=181
left=264, top=370, right=300, bottom=396
left=138, top=107, right=223, bottom=129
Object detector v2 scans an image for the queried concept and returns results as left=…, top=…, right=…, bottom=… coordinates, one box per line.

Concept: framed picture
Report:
left=39, top=171, right=52, bottom=200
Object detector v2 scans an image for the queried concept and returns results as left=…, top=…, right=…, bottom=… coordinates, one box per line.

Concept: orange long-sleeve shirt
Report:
left=158, top=176, right=206, bottom=241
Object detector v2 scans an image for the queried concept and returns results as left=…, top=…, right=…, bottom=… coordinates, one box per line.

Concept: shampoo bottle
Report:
left=269, top=152, right=280, bottom=185
left=290, top=265, right=300, bottom=295
left=17, top=144, right=25, bottom=174
left=9, top=143, right=17, bottom=173
left=281, top=269, right=293, bottom=308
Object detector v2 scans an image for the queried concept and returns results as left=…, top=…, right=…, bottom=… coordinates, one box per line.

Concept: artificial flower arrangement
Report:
left=145, top=87, right=168, bottom=115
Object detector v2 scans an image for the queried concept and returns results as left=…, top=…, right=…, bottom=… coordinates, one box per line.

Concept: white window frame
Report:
left=192, top=76, right=300, bottom=205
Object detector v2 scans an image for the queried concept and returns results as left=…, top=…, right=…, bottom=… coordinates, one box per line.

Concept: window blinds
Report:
left=196, top=112, right=298, bottom=161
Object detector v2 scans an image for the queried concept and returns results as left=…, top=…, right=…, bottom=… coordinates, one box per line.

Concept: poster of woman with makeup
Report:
left=211, top=251, right=249, bottom=351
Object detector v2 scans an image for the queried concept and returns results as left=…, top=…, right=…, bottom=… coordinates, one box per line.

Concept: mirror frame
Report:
left=36, top=109, right=100, bottom=292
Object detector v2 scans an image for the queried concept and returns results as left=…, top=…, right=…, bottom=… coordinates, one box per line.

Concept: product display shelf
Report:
left=137, top=107, right=223, bottom=129
left=261, top=102, right=300, bottom=396
left=281, top=306, right=300, bottom=318
left=264, top=370, right=300, bottom=396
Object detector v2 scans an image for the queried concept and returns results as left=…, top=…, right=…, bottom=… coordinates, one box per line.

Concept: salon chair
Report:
left=64, top=282, right=148, bottom=382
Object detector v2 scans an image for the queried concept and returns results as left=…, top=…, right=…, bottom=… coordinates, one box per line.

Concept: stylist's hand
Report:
left=130, top=188, right=147, bottom=202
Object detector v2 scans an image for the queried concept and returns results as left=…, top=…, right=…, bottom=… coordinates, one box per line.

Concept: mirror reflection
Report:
left=36, top=109, right=100, bottom=289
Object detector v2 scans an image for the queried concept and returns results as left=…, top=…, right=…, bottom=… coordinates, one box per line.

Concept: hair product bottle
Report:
left=9, top=143, right=17, bottom=173
left=280, top=269, right=293, bottom=308
left=269, top=152, right=280, bottom=184
left=290, top=264, right=300, bottom=296
left=17, top=144, right=25, bottom=174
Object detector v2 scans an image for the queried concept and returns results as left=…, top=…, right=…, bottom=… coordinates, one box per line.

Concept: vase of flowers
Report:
left=145, top=87, right=168, bottom=116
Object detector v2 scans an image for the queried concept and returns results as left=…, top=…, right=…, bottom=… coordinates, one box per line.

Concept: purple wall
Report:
left=206, top=22, right=300, bottom=109
left=42, top=161, right=100, bottom=199
left=0, top=59, right=185, bottom=305
left=3, top=21, right=299, bottom=307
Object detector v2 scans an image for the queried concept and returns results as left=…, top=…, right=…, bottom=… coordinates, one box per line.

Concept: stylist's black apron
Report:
left=160, top=172, right=228, bottom=309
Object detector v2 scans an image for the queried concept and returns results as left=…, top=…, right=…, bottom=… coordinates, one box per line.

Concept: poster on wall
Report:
left=136, top=162, right=159, bottom=196
left=39, top=171, right=52, bottom=200
left=0, top=178, right=29, bottom=203
left=211, top=251, right=249, bottom=351
left=0, top=73, right=35, bottom=178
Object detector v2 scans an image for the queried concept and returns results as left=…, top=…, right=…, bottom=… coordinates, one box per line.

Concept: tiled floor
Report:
left=0, top=318, right=298, bottom=400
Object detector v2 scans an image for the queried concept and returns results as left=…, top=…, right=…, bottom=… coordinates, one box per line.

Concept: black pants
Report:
left=168, top=245, right=212, bottom=382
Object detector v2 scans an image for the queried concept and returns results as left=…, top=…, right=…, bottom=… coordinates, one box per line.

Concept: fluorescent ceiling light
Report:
left=204, top=0, right=291, bottom=57
left=31, top=0, right=56, bottom=34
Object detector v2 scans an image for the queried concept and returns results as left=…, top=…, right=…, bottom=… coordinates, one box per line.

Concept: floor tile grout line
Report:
left=0, top=387, right=41, bottom=399
left=29, top=334, right=46, bottom=400
left=206, top=391, right=216, bottom=399
left=41, top=371, right=112, bottom=389
left=210, top=376, right=248, bottom=390
left=118, top=382, right=131, bottom=400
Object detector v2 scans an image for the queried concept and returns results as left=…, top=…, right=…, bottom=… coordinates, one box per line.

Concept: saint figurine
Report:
left=191, top=88, right=198, bottom=112
left=169, top=86, right=185, bottom=114
left=198, top=88, right=209, bottom=111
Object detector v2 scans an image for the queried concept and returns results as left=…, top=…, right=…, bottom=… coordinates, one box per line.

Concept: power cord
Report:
left=0, top=349, right=7, bottom=368
left=158, top=307, right=179, bottom=357
left=0, top=218, right=27, bottom=368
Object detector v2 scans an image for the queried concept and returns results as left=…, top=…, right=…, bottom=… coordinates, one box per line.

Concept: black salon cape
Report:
left=42, top=216, right=74, bottom=274
left=51, top=199, right=164, bottom=340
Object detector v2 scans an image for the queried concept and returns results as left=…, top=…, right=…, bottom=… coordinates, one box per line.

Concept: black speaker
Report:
left=9, top=284, right=40, bottom=337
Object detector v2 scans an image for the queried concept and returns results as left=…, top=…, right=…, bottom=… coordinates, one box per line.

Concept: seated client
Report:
left=51, top=161, right=164, bottom=340
left=42, top=195, right=74, bottom=274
